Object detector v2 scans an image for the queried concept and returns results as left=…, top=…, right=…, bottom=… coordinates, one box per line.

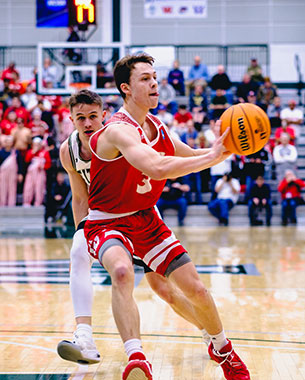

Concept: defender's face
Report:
left=70, top=104, right=105, bottom=140
left=127, top=62, right=159, bottom=109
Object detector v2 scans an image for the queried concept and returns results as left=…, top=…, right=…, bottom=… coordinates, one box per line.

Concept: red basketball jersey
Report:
left=88, top=108, right=176, bottom=214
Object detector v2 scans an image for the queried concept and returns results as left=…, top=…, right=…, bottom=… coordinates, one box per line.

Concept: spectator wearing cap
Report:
left=247, top=58, right=264, bottom=83
left=23, top=136, right=52, bottom=207
left=1, top=62, right=19, bottom=82
left=157, top=104, right=174, bottom=129
left=280, top=99, right=303, bottom=139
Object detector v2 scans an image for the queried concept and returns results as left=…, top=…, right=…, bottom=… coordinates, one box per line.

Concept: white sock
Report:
left=124, top=339, right=143, bottom=358
left=76, top=323, right=92, bottom=336
left=201, top=329, right=210, bottom=345
left=210, top=330, right=228, bottom=352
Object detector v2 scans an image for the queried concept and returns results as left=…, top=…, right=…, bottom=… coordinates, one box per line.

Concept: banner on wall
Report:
left=144, top=0, right=207, bottom=18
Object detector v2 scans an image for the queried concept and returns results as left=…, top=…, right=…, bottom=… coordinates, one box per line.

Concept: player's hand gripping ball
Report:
left=220, top=103, right=271, bottom=155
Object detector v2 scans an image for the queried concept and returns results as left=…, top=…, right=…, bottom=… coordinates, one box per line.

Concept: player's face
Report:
left=70, top=104, right=105, bottom=140
left=127, top=62, right=159, bottom=110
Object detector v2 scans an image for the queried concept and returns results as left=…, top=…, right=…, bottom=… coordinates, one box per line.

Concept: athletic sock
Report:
left=76, top=323, right=92, bottom=336
left=209, top=330, right=228, bottom=351
left=124, top=339, right=145, bottom=360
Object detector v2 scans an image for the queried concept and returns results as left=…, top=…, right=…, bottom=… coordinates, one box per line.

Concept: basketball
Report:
left=220, top=103, right=271, bottom=155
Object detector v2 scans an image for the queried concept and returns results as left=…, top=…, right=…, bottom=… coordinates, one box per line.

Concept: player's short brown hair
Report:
left=114, top=53, right=155, bottom=99
left=69, top=89, right=103, bottom=112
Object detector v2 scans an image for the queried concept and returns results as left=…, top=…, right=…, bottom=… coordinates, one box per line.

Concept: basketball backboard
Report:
left=37, top=42, right=126, bottom=95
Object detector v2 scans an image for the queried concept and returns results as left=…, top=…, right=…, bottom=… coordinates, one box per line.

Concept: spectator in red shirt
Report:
left=1, top=62, right=19, bottom=81
left=23, top=136, right=52, bottom=207
left=278, top=169, right=305, bottom=225
left=0, top=110, right=18, bottom=135
left=274, top=120, right=295, bottom=145
left=3, top=95, right=31, bottom=126
left=173, top=104, right=193, bottom=136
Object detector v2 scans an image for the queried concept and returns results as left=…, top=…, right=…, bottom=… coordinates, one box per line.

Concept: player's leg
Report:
left=145, top=271, right=211, bottom=347
left=169, top=261, right=250, bottom=380
left=100, top=240, right=152, bottom=380
left=57, top=227, right=100, bottom=365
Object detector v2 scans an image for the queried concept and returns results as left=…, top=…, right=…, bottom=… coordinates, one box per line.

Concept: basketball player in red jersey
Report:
left=57, top=89, right=210, bottom=366
left=84, top=55, right=250, bottom=380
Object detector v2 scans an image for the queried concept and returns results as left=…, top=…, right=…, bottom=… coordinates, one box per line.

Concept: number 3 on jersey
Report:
left=137, top=174, right=152, bottom=194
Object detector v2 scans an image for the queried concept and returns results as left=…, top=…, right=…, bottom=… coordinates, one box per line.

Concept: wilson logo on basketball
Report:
left=254, top=116, right=267, bottom=140
left=237, top=117, right=250, bottom=152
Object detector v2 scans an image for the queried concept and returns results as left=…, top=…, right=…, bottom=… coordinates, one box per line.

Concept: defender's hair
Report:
left=69, top=89, right=103, bottom=112
left=114, top=53, right=155, bottom=99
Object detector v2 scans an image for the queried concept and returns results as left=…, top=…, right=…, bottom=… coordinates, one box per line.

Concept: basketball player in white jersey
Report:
left=57, top=89, right=210, bottom=365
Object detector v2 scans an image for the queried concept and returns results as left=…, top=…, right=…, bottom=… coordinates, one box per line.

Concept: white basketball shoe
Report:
left=57, top=331, right=100, bottom=364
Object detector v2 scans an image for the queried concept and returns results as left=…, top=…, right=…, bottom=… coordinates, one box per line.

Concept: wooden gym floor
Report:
left=0, top=226, right=305, bottom=379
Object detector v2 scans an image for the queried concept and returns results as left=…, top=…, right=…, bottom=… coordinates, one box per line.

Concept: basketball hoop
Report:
left=69, top=82, right=92, bottom=93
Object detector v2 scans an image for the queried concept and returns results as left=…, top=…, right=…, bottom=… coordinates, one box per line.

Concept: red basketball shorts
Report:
left=84, top=207, right=186, bottom=276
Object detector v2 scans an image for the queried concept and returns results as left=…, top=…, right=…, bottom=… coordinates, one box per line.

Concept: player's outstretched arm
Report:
left=60, top=141, right=89, bottom=228
left=102, top=122, right=230, bottom=180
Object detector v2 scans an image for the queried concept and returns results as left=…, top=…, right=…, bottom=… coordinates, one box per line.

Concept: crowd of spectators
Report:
left=0, top=56, right=304, bottom=226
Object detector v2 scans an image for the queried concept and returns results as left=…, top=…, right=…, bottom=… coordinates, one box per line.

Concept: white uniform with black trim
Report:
left=68, top=130, right=91, bottom=187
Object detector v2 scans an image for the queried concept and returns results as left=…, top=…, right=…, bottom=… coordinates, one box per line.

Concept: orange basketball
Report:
left=220, top=103, right=271, bottom=155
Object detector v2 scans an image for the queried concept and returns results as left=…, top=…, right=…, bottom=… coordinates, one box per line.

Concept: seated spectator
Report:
left=280, top=99, right=303, bottom=139
left=157, top=78, right=178, bottom=115
left=274, top=120, right=295, bottom=146
left=167, top=60, right=185, bottom=96
left=248, top=175, right=272, bottom=226
left=23, top=136, right=52, bottom=207
left=247, top=58, right=264, bottom=83
left=209, top=89, right=230, bottom=120
left=157, top=104, right=174, bottom=129
left=45, top=169, right=71, bottom=222
left=3, top=95, right=31, bottom=126
left=157, top=177, right=190, bottom=226
left=273, top=133, right=298, bottom=180
left=186, top=55, right=210, bottom=95
left=243, top=147, right=270, bottom=201
left=278, top=169, right=305, bottom=226
left=210, top=65, right=232, bottom=91
left=0, top=110, right=17, bottom=135
left=209, top=156, right=233, bottom=200
left=0, top=135, right=24, bottom=206
left=0, top=78, right=12, bottom=104
left=208, top=172, right=240, bottom=226
left=267, top=96, right=283, bottom=130
left=256, top=77, right=277, bottom=112
left=235, top=73, right=259, bottom=104
left=246, top=90, right=266, bottom=110
left=189, top=83, right=208, bottom=130
left=173, top=104, right=193, bottom=136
